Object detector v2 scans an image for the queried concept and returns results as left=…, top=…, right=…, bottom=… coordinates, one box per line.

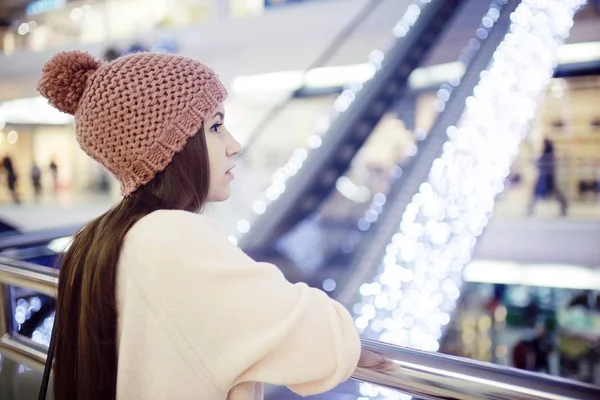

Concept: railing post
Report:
left=0, top=282, right=7, bottom=337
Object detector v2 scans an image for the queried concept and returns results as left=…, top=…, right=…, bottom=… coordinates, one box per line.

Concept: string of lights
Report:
left=353, top=0, right=586, bottom=398
left=328, top=0, right=507, bottom=299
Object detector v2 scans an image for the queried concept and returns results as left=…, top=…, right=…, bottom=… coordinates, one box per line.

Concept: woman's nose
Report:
left=227, top=132, right=243, bottom=157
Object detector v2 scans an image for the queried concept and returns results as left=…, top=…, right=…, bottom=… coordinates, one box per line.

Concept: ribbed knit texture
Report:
left=116, top=210, right=361, bottom=399
left=37, top=51, right=227, bottom=195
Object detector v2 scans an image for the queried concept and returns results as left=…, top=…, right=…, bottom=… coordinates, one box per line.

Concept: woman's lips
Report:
left=226, top=166, right=235, bottom=179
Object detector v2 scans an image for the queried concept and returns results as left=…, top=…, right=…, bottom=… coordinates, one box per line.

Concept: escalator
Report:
left=236, top=0, right=469, bottom=253
left=0, top=0, right=592, bottom=398
left=251, top=0, right=515, bottom=291
left=336, top=0, right=523, bottom=325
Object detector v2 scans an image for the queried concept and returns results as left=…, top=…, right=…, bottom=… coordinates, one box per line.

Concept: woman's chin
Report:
left=207, top=187, right=231, bottom=203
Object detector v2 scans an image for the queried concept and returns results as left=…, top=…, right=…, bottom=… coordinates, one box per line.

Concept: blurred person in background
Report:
left=528, top=138, right=568, bottom=216
left=38, top=50, right=375, bottom=400
left=31, top=164, right=42, bottom=202
left=49, top=157, right=58, bottom=192
left=2, top=155, right=20, bottom=204
left=511, top=323, right=553, bottom=373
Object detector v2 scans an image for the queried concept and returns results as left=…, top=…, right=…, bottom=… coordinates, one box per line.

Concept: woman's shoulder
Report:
left=126, top=209, right=227, bottom=248
left=121, top=209, right=253, bottom=269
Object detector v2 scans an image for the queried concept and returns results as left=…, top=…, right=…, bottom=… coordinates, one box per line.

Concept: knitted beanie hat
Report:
left=37, top=51, right=227, bottom=196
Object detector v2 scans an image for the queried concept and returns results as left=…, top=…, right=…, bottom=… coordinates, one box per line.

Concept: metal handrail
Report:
left=1, top=260, right=599, bottom=399
left=357, top=338, right=600, bottom=400
left=0, top=334, right=47, bottom=371
left=0, top=257, right=58, bottom=297
left=0, top=225, right=80, bottom=251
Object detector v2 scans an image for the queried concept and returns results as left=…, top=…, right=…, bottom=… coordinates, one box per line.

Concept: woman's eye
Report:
left=211, top=123, right=223, bottom=133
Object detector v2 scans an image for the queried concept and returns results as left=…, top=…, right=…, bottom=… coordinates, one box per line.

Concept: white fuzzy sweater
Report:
left=115, top=210, right=361, bottom=399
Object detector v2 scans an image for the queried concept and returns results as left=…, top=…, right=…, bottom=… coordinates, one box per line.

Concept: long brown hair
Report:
left=53, top=127, right=210, bottom=399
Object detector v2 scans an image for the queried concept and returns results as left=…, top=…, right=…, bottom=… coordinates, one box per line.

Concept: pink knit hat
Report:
left=37, top=51, right=227, bottom=195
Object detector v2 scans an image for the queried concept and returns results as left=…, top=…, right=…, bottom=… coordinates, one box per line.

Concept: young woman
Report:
left=37, top=51, right=367, bottom=399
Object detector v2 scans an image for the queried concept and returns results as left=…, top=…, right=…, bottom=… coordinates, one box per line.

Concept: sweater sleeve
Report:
left=125, top=211, right=361, bottom=396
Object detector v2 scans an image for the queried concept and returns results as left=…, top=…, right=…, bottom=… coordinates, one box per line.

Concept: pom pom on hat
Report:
left=37, top=50, right=102, bottom=115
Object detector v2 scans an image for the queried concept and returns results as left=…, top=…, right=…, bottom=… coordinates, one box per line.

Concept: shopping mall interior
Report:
left=0, top=0, right=599, bottom=399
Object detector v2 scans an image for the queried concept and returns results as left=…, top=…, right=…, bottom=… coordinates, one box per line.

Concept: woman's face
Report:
left=204, top=104, right=242, bottom=202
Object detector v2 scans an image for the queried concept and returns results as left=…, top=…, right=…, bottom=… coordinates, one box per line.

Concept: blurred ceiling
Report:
left=0, top=0, right=599, bottom=102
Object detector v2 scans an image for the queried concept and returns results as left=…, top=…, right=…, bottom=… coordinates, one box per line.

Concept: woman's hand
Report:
left=357, top=348, right=396, bottom=372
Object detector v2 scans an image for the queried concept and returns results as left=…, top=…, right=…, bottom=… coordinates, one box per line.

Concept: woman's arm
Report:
left=127, top=211, right=362, bottom=395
